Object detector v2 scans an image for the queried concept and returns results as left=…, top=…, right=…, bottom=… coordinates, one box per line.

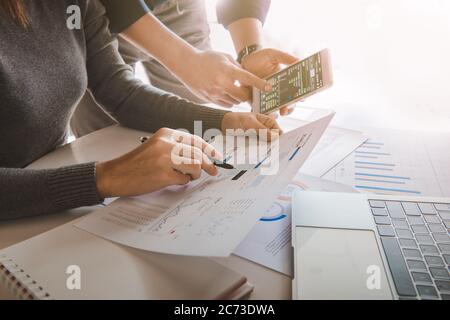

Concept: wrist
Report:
left=168, top=45, right=201, bottom=80
left=237, top=44, right=263, bottom=65
left=228, top=18, right=264, bottom=54
left=95, top=162, right=111, bottom=199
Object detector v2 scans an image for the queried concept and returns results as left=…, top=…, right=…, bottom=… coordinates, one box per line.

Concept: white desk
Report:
left=0, top=125, right=291, bottom=300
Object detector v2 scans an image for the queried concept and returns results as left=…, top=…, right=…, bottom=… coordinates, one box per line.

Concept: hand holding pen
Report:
left=140, top=136, right=234, bottom=170
left=96, top=128, right=224, bottom=198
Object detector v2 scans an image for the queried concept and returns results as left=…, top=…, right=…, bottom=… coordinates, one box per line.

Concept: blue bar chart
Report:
left=353, top=140, right=421, bottom=194
left=323, top=129, right=449, bottom=197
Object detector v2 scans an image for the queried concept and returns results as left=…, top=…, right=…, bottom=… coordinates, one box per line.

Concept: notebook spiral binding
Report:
left=0, top=253, right=52, bottom=300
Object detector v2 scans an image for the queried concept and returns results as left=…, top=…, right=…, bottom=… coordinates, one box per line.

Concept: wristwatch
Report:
left=237, top=44, right=262, bottom=64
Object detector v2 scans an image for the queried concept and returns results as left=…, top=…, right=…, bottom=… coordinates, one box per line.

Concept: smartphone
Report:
left=252, top=49, right=333, bottom=114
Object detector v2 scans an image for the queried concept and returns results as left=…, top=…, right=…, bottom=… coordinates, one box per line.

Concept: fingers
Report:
left=231, top=67, right=271, bottom=92
left=232, top=113, right=281, bottom=141
left=279, top=106, right=295, bottom=116
left=256, top=113, right=282, bottom=131
left=171, top=131, right=223, bottom=160
left=171, top=156, right=202, bottom=180
left=225, top=84, right=251, bottom=102
left=254, top=114, right=282, bottom=142
left=169, top=168, right=192, bottom=186
left=268, top=48, right=300, bottom=66
left=173, top=145, right=218, bottom=177
left=202, top=54, right=257, bottom=105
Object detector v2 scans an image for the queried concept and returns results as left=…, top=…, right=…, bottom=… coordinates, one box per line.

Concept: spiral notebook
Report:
left=0, top=220, right=252, bottom=300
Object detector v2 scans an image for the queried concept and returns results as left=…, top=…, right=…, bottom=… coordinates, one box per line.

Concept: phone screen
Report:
left=259, top=52, right=324, bottom=114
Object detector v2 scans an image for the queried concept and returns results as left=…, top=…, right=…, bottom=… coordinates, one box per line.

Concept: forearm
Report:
left=120, top=13, right=198, bottom=81
left=87, top=47, right=227, bottom=134
left=0, top=165, right=102, bottom=220
left=85, top=1, right=227, bottom=134
left=98, top=79, right=228, bottom=135
left=228, top=18, right=264, bottom=54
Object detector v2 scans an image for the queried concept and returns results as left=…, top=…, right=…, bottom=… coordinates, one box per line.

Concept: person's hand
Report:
left=221, top=112, right=282, bottom=141
left=241, top=48, right=300, bottom=116
left=178, top=50, right=272, bottom=108
left=95, top=128, right=222, bottom=198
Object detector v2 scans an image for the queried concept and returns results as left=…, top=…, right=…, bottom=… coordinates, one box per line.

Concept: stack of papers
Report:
left=76, top=111, right=335, bottom=257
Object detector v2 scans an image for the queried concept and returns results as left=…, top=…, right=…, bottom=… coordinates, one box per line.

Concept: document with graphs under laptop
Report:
left=76, top=111, right=334, bottom=257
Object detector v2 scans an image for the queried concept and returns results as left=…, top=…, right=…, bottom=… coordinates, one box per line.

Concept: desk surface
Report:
left=0, top=125, right=291, bottom=300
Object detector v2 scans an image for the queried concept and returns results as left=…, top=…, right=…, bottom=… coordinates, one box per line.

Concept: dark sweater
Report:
left=0, top=0, right=227, bottom=220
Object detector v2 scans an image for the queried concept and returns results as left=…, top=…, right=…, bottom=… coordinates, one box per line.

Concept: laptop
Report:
left=292, top=191, right=450, bottom=300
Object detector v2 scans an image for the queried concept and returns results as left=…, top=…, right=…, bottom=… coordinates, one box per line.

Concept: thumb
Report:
left=269, top=48, right=300, bottom=66
left=256, top=113, right=282, bottom=131
left=253, top=114, right=283, bottom=142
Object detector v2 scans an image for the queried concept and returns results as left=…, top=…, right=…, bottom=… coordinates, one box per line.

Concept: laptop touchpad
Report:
left=294, top=227, right=393, bottom=300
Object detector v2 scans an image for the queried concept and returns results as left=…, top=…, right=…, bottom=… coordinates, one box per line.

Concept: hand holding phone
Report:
left=252, top=49, right=333, bottom=114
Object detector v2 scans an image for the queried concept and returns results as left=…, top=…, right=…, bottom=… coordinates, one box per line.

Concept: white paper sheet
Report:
left=323, top=129, right=450, bottom=197
left=76, top=112, right=334, bottom=257
left=233, top=174, right=356, bottom=276
left=233, top=106, right=367, bottom=178
left=277, top=109, right=368, bottom=177
left=301, top=127, right=368, bottom=177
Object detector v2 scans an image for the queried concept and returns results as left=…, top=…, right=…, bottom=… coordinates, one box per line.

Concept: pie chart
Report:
left=260, top=202, right=287, bottom=222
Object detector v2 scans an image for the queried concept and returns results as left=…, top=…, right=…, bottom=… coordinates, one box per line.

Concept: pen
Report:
left=213, top=161, right=234, bottom=170
left=139, top=136, right=234, bottom=170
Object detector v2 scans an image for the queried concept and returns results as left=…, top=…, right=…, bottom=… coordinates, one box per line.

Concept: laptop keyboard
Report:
left=369, top=199, right=450, bottom=300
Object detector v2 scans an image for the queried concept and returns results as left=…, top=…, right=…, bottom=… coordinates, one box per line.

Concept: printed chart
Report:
left=234, top=174, right=355, bottom=276
left=76, top=113, right=334, bottom=257
left=323, top=129, right=450, bottom=197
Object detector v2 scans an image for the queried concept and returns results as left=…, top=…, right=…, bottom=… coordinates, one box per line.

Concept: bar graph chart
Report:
left=353, top=139, right=422, bottom=194
left=323, top=129, right=450, bottom=197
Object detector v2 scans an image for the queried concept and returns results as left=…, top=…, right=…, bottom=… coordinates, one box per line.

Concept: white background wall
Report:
left=205, top=0, right=450, bottom=132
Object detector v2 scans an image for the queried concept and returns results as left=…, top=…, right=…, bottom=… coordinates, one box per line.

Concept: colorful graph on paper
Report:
left=234, top=174, right=356, bottom=276
left=323, top=129, right=450, bottom=197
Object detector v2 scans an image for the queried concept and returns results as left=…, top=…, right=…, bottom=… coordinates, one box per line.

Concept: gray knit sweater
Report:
left=0, top=0, right=227, bottom=220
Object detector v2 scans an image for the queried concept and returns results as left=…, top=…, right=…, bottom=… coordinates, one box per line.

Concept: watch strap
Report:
left=237, top=44, right=262, bottom=64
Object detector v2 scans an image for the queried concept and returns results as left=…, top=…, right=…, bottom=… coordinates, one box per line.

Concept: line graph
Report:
left=148, top=197, right=215, bottom=236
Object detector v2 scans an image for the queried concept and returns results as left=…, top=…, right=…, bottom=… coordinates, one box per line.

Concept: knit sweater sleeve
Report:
left=0, top=163, right=103, bottom=220
left=0, top=0, right=228, bottom=220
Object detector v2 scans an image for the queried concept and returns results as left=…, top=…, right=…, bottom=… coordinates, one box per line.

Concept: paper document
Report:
left=76, top=112, right=334, bottom=257
left=277, top=108, right=367, bottom=177
left=323, top=129, right=450, bottom=197
left=301, top=126, right=367, bottom=177
left=233, top=174, right=356, bottom=276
